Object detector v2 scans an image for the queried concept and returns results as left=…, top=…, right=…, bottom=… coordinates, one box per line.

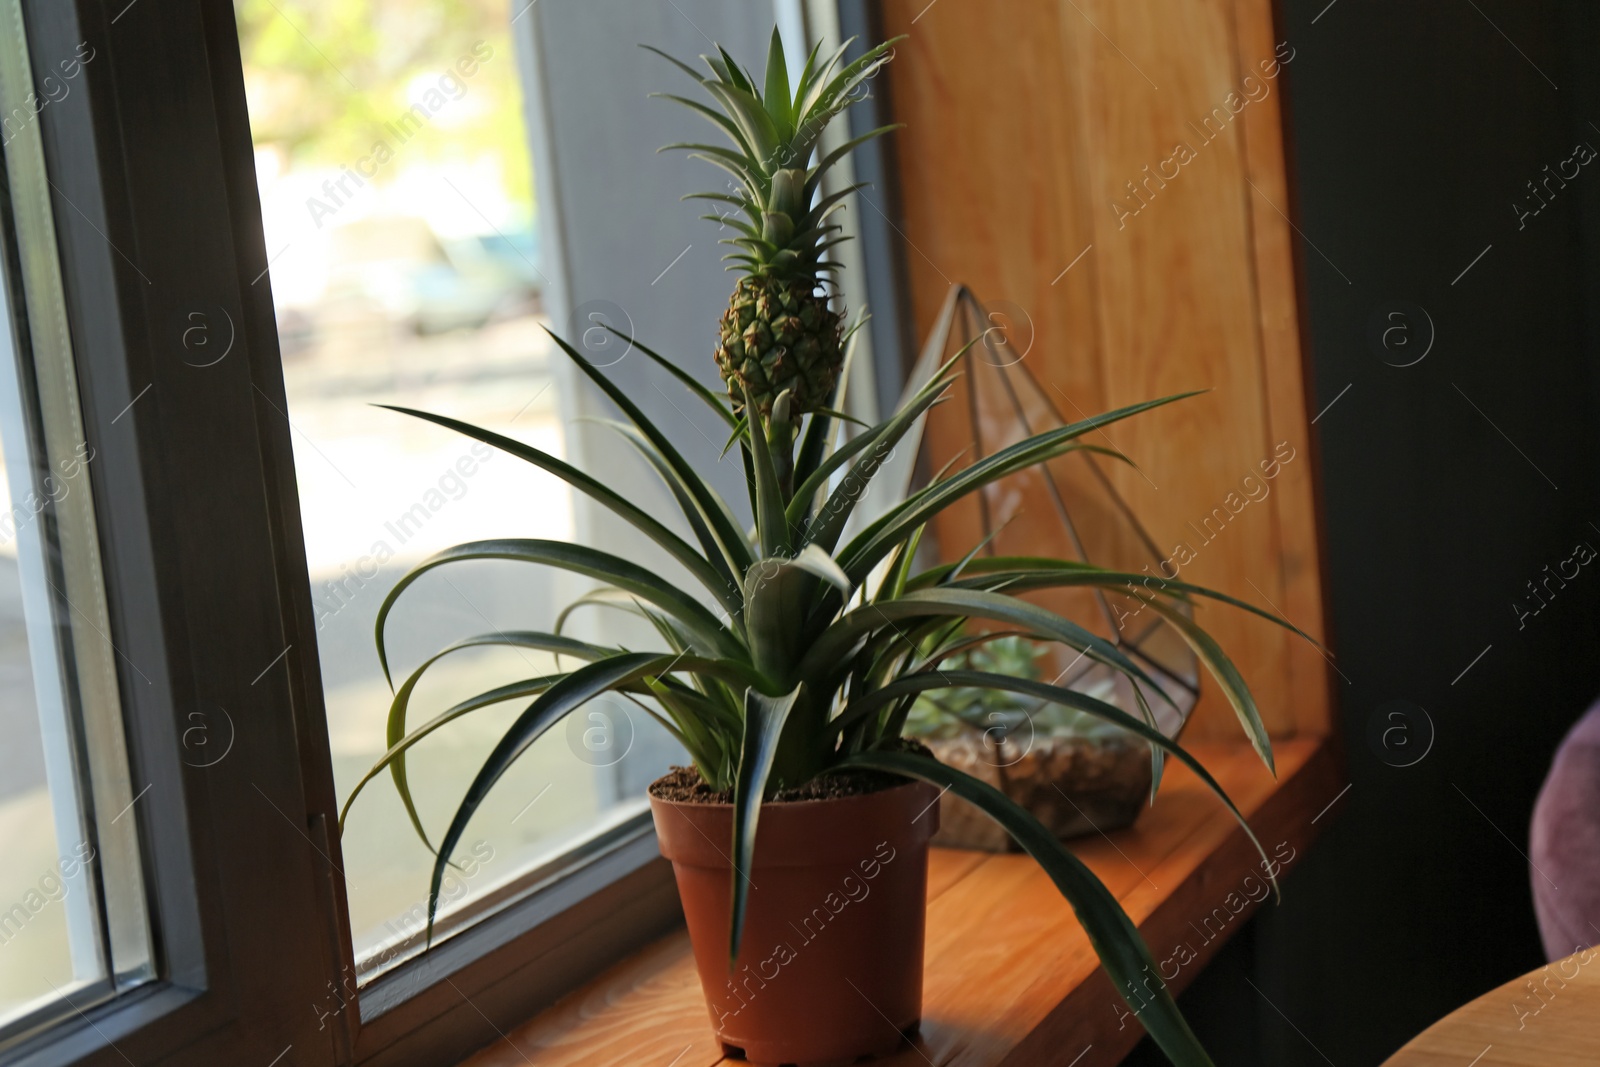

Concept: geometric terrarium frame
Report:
left=879, top=286, right=1201, bottom=846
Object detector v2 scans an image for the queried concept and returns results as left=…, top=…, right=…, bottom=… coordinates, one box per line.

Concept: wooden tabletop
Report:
left=1384, top=948, right=1600, bottom=1066
left=459, top=736, right=1341, bottom=1067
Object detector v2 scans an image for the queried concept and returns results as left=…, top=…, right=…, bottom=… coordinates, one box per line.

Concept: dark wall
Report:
left=1129, top=1, right=1600, bottom=1064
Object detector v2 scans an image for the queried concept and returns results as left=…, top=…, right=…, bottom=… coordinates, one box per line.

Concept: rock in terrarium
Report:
left=897, top=289, right=1201, bottom=850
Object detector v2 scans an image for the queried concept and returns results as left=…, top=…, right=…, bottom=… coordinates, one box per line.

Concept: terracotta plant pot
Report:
left=649, top=778, right=940, bottom=1066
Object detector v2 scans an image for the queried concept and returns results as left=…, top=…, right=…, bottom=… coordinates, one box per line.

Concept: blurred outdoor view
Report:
left=236, top=0, right=677, bottom=975
left=0, top=440, right=78, bottom=1024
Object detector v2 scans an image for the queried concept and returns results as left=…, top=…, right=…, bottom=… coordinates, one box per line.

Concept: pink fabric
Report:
left=1531, top=700, right=1600, bottom=960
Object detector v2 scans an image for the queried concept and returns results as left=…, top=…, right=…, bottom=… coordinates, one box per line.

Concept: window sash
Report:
left=0, top=0, right=155, bottom=1014
left=3, top=0, right=348, bottom=1061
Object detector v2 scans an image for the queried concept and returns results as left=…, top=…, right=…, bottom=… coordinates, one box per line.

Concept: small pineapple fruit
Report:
left=652, top=29, right=898, bottom=418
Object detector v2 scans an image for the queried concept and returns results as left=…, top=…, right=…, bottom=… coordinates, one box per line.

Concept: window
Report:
left=0, top=42, right=151, bottom=1039
left=234, top=0, right=711, bottom=988
left=234, top=0, right=902, bottom=1002
left=0, top=1, right=904, bottom=1063
left=0, top=0, right=351, bottom=1063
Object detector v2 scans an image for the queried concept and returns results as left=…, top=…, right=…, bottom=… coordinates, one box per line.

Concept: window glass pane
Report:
left=0, top=433, right=88, bottom=1021
left=236, top=1, right=687, bottom=978
left=0, top=8, right=151, bottom=1032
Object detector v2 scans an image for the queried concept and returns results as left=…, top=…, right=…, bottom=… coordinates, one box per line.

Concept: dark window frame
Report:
left=5, top=0, right=349, bottom=1062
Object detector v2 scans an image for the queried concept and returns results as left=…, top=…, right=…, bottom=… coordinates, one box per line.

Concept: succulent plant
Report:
left=904, top=633, right=1142, bottom=742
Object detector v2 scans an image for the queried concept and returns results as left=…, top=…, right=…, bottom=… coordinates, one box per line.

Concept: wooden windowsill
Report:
left=459, top=736, right=1340, bottom=1067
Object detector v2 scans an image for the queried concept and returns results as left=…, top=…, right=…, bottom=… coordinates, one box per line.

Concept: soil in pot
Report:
left=649, top=768, right=940, bottom=1067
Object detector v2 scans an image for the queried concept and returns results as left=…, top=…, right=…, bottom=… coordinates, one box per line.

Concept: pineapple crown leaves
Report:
left=646, top=28, right=904, bottom=278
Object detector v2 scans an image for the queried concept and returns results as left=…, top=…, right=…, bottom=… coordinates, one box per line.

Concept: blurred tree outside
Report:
left=234, top=0, right=534, bottom=225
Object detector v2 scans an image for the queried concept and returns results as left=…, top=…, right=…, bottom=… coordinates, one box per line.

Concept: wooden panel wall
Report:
left=880, top=0, right=1331, bottom=739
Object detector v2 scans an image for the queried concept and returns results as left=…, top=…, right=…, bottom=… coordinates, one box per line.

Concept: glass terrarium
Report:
left=888, top=288, right=1200, bottom=849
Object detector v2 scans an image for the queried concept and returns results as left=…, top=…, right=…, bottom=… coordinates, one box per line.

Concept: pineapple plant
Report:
left=343, top=27, right=1312, bottom=1067
left=649, top=32, right=897, bottom=418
